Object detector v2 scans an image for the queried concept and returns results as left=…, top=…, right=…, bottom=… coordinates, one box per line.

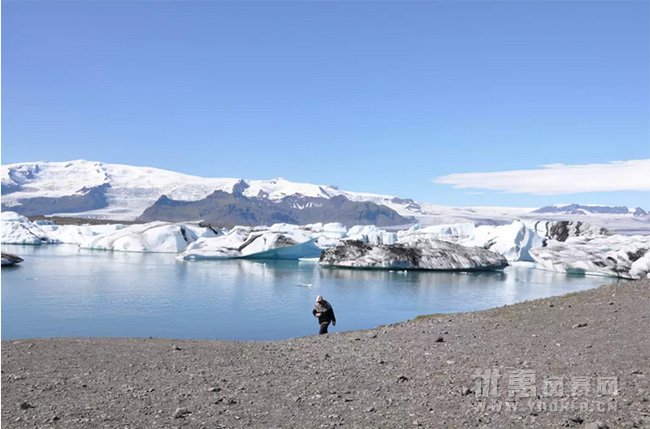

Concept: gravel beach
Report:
left=2, top=280, right=649, bottom=428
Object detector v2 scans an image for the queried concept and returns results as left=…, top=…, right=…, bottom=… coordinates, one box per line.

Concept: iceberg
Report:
left=397, top=220, right=543, bottom=262
left=1, top=211, right=57, bottom=245
left=1, top=252, right=24, bottom=266
left=40, top=223, right=124, bottom=245
left=181, top=224, right=321, bottom=260
left=460, top=220, right=545, bottom=262
left=319, top=239, right=508, bottom=271
left=529, top=235, right=650, bottom=279
left=80, top=221, right=218, bottom=253
left=346, top=224, right=397, bottom=245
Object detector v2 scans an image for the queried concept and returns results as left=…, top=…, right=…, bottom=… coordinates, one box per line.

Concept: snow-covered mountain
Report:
left=1, top=160, right=418, bottom=226
left=2, top=160, right=649, bottom=234
left=533, top=203, right=647, bottom=217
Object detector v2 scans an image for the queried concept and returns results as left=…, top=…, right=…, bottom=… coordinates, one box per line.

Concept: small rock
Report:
left=19, top=402, right=34, bottom=410
left=172, top=407, right=190, bottom=419
left=461, top=387, right=473, bottom=396
left=413, top=420, right=422, bottom=426
left=435, top=337, right=444, bottom=343
left=172, top=344, right=182, bottom=351
left=207, top=387, right=221, bottom=392
left=397, top=375, right=409, bottom=382
left=365, top=406, right=375, bottom=413
left=569, top=415, right=584, bottom=424
left=584, top=421, right=608, bottom=429
left=572, top=323, right=588, bottom=329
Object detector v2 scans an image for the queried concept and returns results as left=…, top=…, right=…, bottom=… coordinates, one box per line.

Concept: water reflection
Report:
left=1, top=245, right=614, bottom=340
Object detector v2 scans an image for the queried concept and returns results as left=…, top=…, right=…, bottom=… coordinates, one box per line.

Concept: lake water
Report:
left=2, top=244, right=616, bottom=340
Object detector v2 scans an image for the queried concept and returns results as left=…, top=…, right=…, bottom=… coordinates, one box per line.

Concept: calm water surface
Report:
left=2, top=244, right=615, bottom=340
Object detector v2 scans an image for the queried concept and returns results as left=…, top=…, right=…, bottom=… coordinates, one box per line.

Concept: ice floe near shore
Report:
left=529, top=235, right=650, bottom=279
left=319, top=239, right=508, bottom=271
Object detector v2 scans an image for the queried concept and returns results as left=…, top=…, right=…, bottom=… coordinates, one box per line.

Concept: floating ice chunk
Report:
left=630, top=253, right=650, bottom=279
left=461, top=220, right=545, bottom=262
left=529, top=234, right=650, bottom=279
left=346, top=225, right=397, bottom=245
left=0, top=211, right=57, bottom=245
left=397, top=222, right=475, bottom=242
left=319, top=239, right=508, bottom=271
left=181, top=226, right=320, bottom=260
left=80, top=221, right=215, bottom=253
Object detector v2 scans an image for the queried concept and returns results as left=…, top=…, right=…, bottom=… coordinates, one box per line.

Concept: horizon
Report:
left=3, top=1, right=649, bottom=208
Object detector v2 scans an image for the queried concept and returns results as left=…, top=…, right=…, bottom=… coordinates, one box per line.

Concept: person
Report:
left=312, top=295, right=336, bottom=335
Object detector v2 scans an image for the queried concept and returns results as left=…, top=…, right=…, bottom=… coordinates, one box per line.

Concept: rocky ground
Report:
left=2, top=280, right=649, bottom=428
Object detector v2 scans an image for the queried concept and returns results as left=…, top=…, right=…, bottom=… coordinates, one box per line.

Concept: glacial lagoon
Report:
left=1, top=244, right=615, bottom=340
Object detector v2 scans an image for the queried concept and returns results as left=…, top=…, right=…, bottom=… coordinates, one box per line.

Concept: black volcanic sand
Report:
left=2, top=281, right=649, bottom=428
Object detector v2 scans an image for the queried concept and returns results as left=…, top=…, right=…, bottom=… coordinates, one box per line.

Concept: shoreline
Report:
left=3, top=280, right=649, bottom=428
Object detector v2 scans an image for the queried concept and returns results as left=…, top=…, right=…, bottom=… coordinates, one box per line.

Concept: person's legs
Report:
left=319, top=322, right=329, bottom=335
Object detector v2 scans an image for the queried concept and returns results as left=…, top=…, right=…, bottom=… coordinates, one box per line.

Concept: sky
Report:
left=2, top=0, right=649, bottom=208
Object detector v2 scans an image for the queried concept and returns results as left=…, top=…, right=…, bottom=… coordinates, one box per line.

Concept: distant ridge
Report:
left=1, top=160, right=415, bottom=226
left=533, top=203, right=647, bottom=217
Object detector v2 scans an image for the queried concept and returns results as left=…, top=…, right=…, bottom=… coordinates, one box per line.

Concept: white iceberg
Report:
left=181, top=224, right=321, bottom=260
left=397, top=222, right=476, bottom=242
left=460, top=220, right=545, bottom=262
left=40, top=223, right=124, bottom=245
left=346, top=224, right=397, bottom=245
left=0, top=211, right=58, bottom=245
left=80, top=221, right=218, bottom=253
left=396, top=220, right=543, bottom=262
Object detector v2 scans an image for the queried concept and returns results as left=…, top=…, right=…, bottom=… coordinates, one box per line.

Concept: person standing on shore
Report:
left=313, top=295, right=336, bottom=335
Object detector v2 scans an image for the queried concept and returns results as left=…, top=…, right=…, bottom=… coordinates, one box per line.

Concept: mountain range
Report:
left=1, top=160, right=417, bottom=227
left=2, top=160, right=648, bottom=231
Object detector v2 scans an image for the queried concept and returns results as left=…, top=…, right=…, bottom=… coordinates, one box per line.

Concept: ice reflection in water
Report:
left=1, top=245, right=616, bottom=340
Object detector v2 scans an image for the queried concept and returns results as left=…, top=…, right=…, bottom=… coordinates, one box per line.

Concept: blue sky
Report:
left=3, top=1, right=649, bottom=208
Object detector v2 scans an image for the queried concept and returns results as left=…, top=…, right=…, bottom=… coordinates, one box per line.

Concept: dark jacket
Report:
left=313, top=301, right=336, bottom=325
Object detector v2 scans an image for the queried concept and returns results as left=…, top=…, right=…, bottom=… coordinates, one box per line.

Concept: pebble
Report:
left=172, top=345, right=182, bottom=351
left=19, top=402, right=34, bottom=410
left=572, top=323, right=588, bottom=329
left=584, top=421, right=608, bottom=429
left=435, top=337, right=444, bottom=343
left=172, top=407, right=190, bottom=419
left=365, top=407, right=375, bottom=413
